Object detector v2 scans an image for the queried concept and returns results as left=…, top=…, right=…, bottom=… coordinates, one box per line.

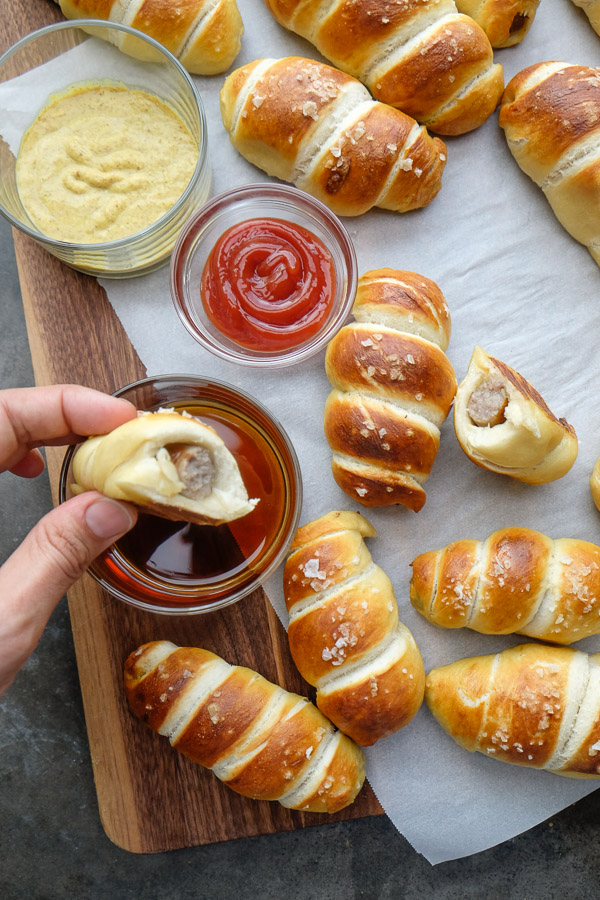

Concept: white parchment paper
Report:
left=5, top=0, right=600, bottom=864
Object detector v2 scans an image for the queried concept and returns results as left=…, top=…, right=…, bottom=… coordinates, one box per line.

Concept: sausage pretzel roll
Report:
left=570, top=0, right=600, bottom=37
left=71, top=410, right=258, bottom=525
left=426, top=643, right=600, bottom=778
left=284, top=510, right=425, bottom=745
left=263, top=0, right=504, bottom=135
left=57, top=0, right=244, bottom=75
left=411, top=527, right=600, bottom=644
left=499, top=62, right=600, bottom=268
left=220, top=56, right=447, bottom=217
left=124, top=641, right=366, bottom=812
left=324, top=270, right=457, bottom=511
left=455, top=0, right=540, bottom=47
left=454, top=345, right=578, bottom=484
left=591, top=456, right=600, bottom=512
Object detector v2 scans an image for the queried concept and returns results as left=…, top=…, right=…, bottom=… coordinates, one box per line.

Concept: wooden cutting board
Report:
left=5, top=1, right=383, bottom=852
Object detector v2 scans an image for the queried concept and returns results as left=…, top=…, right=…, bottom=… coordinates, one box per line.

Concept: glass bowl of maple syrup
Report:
left=58, top=374, right=302, bottom=614
left=170, top=183, right=358, bottom=366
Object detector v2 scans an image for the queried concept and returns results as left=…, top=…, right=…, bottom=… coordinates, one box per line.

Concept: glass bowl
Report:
left=59, top=375, right=303, bottom=615
left=0, top=20, right=210, bottom=277
left=170, top=183, right=358, bottom=366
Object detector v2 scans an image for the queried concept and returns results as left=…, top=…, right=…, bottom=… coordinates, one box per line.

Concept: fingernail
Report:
left=85, top=498, right=136, bottom=539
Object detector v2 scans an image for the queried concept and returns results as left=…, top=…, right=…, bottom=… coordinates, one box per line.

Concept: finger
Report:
left=0, top=491, right=137, bottom=695
left=0, top=384, right=136, bottom=472
left=9, top=448, right=45, bottom=478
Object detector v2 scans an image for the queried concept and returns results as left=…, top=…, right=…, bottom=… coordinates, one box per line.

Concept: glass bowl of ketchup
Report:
left=58, top=374, right=302, bottom=615
left=170, top=183, right=358, bottom=366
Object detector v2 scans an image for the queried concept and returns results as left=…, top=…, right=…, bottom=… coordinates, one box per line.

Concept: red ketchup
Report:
left=201, top=217, right=336, bottom=351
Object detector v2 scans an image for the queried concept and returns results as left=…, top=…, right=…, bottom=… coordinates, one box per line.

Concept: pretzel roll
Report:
left=454, top=345, right=578, bottom=484
left=58, top=0, right=244, bottom=75
left=220, top=57, right=447, bottom=217
left=71, top=410, right=258, bottom=525
left=570, top=0, right=600, bottom=37
left=500, top=62, right=600, bottom=267
left=263, top=0, right=504, bottom=135
left=324, top=270, right=457, bottom=511
left=591, top=456, right=600, bottom=512
left=124, top=641, right=366, bottom=812
left=455, top=0, right=540, bottom=47
left=411, top=527, right=600, bottom=643
left=284, top=511, right=425, bottom=745
left=426, top=643, right=600, bottom=778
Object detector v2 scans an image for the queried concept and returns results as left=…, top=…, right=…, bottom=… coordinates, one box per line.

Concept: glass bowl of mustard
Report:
left=170, top=183, right=358, bottom=366
left=58, top=374, right=303, bottom=615
left=0, top=20, right=210, bottom=278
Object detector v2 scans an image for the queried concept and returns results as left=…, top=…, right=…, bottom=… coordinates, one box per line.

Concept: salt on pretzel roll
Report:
left=570, top=0, right=600, bottom=36
left=283, top=510, right=425, bottom=746
left=411, top=527, right=600, bottom=644
left=71, top=410, right=258, bottom=525
left=324, top=270, right=457, bottom=511
left=57, top=0, right=243, bottom=75
left=455, top=0, right=540, bottom=47
left=263, top=0, right=504, bottom=135
left=219, top=56, right=447, bottom=217
left=454, top=345, right=578, bottom=484
left=426, top=642, right=600, bottom=778
left=124, top=641, right=366, bottom=812
left=499, top=62, right=600, bottom=268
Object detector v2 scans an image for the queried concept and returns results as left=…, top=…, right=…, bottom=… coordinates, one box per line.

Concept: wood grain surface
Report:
left=4, top=1, right=383, bottom=852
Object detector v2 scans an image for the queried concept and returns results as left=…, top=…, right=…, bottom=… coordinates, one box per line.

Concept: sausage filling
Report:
left=467, top=377, right=508, bottom=427
left=509, top=14, right=529, bottom=36
left=169, top=445, right=215, bottom=499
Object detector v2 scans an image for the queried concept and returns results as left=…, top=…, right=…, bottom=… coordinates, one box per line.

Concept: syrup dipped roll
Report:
left=62, top=380, right=302, bottom=612
left=71, top=409, right=259, bottom=526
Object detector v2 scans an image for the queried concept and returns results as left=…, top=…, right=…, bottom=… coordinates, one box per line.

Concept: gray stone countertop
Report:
left=1, top=217, right=599, bottom=900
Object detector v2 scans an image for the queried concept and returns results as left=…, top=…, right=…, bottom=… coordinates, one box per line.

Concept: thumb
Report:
left=0, top=492, right=137, bottom=694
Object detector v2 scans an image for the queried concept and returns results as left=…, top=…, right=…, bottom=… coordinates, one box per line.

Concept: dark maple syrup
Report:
left=93, top=395, right=300, bottom=609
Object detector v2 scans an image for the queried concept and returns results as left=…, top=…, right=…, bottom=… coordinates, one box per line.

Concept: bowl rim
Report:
left=169, top=182, right=358, bottom=368
left=58, top=373, right=304, bottom=615
left=0, top=18, right=208, bottom=250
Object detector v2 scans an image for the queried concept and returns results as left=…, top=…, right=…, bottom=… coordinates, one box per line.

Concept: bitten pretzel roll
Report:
left=499, top=62, right=600, bottom=268
left=426, top=642, right=600, bottom=778
left=57, top=0, right=244, bottom=75
left=411, top=527, right=600, bottom=644
left=71, top=410, right=258, bottom=525
left=220, top=57, right=447, bottom=217
left=454, top=345, right=578, bottom=484
left=324, top=270, right=457, bottom=511
left=124, top=641, right=366, bottom=812
left=283, top=510, right=425, bottom=746
left=570, top=0, right=600, bottom=37
left=263, top=0, right=504, bottom=135
left=455, top=0, right=540, bottom=47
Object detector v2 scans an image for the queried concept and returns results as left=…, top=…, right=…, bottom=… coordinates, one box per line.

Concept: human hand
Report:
left=0, top=384, right=139, bottom=695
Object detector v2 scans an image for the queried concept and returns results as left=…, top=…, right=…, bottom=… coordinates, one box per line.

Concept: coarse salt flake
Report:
left=302, top=101, right=319, bottom=120
left=303, top=558, right=326, bottom=579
